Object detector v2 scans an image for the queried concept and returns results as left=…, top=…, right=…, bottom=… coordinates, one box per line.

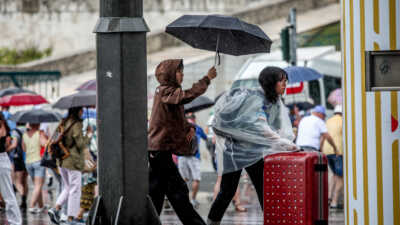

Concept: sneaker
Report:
left=48, top=208, right=61, bottom=224
left=28, top=207, right=37, bottom=214
left=191, top=199, right=200, bottom=209
left=60, top=213, right=68, bottom=222
left=35, top=207, right=46, bottom=213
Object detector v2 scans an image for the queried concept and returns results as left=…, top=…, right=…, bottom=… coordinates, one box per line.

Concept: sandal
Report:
left=232, top=200, right=247, bottom=212
left=234, top=204, right=247, bottom=212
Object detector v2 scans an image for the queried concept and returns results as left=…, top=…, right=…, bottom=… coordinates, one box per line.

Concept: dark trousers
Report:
left=208, top=159, right=264, bottom=222
left=149, top=151, right=206, bottom=225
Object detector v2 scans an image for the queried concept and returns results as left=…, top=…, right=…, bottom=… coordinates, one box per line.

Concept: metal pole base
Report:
left=87, top=195, right=161, bottom=225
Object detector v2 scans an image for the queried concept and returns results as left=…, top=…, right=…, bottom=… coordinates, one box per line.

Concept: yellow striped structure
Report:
left=342, top=0, right=400, bottom=224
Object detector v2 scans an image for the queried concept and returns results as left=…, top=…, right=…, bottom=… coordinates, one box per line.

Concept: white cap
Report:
left=334, top=105, right=342, bottom=114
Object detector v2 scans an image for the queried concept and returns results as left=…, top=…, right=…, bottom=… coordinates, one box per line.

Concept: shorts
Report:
left=13, top=158, right=26, bottom=172
left=327, top=154, right=343, bottom=177
left=26, top=161, right=46, bottom=178
left=178, top=156, right=201, bottom=181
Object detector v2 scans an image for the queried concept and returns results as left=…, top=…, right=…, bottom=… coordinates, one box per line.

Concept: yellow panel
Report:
left=375, top=90, right=384, bottom=225
left=393, top=140, right=400, bottom=225
left=349, top=0, right=357, bottom=200
left=360, top=0, right=370, bottom=224
left=389, top=0, right=396, bottom=50
left=342, top=0, right=350, bottom=224
left=373, top=0, right=379, bottom=34
left=354, top=209, right=359, bottom=225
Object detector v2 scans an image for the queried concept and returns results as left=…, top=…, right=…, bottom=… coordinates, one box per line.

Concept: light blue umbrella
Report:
left=284, top=66, right=323, bottom=84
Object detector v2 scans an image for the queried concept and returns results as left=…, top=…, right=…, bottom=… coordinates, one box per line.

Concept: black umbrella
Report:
left=53, top=91, right=96, bottom=109
left=287, top=102, right=314, bottom=111
left=0, top=87, right=37, bottom=97
left=11, top=109, right=62, bottom=123
left=184, top=96, right=214, bottom=113
left=166, top=15, right=272, bottom=64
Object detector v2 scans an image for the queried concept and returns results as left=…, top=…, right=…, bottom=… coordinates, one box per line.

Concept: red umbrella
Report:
left=0, top=93, right=48, bottom=107
left=76, top=79, right=96, bottom=91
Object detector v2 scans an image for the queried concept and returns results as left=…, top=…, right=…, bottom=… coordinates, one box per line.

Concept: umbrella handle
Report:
left=214, top=33, right=221, bottom=66
left=214, top=51, right=221, bottom=66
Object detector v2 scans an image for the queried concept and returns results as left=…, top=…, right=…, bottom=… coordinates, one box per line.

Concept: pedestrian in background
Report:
left=48, top=107, right=92, bottom=225
left=322, top=105, right=343, bottom=209
left=296, top=105, right=338, bottom=152
left=148, top=59, right=217, bottom=225
left=22, top=123, right=48, bottom=213
left=0, top=113, right=22, bottom=225
left=9, top=123, right=28, bottom=209
left=179, top=112, right=207, bottom=208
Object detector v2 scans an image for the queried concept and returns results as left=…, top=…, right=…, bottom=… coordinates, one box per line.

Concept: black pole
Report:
left=93, top=1, right=158, bottom=224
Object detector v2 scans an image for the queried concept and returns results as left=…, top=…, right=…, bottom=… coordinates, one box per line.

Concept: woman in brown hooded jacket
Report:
left=148, top=59, right=216, bottom=225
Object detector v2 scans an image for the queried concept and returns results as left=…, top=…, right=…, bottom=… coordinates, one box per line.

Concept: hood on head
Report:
left=155, top=59, right=183, bottom=86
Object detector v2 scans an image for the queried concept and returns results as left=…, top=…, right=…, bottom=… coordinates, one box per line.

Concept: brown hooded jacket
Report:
left=148, top=59, right=211, bottom=155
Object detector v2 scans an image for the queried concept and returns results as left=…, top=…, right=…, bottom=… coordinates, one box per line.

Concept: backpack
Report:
left=9, top=129, right=23, bottom=160
left=47, top=120, right=77, bottom=160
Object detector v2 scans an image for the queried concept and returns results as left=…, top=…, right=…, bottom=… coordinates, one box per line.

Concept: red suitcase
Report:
left=264, top=151, right=328, bottom=225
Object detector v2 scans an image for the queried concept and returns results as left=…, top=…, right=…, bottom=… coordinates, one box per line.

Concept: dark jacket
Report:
left=148, top=59, right=210, bottom=155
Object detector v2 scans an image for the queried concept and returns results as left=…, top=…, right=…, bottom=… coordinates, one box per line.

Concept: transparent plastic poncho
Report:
left=212, top=88, right=296, bottom=175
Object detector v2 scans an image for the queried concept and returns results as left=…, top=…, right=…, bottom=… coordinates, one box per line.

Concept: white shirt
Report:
left=296, top=115, right=328, bottom=150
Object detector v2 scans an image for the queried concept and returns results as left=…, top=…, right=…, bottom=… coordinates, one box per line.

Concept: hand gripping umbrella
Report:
left=166, top=15, right=272, bottom=65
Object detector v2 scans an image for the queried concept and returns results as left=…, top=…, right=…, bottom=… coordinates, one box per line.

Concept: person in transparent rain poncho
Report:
left=207, top=66, right=298, bottom=225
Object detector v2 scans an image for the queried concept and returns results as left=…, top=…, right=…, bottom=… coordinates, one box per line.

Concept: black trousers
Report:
left=208, top=159, right=264, bottom=222
left=149, top=151, right=206, bottom=225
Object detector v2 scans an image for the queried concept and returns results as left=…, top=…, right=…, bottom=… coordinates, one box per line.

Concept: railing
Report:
left=0, top=71, right=61, bottom=99
left=144, top=0, right=266, bottom=12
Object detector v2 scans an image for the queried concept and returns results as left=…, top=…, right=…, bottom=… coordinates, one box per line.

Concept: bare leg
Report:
left=331, top=175, right=344, bottom=206
left=213, top=176, right=222, bottom=200
left=191, top=180, right=200, bottom=200
left=30, top=177, right=44, bottom=208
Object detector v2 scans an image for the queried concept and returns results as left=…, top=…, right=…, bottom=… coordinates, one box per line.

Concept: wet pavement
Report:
left=0, top=172, right=344, bottom=225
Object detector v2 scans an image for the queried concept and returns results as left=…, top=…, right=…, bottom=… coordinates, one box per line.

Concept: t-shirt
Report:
left=296, top=115, right=328, bottom=150
left=322, top=115, right=343, bottom=155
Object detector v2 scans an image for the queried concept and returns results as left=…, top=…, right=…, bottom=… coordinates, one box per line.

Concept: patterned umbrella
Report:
left=0, top=93, right=48, bottom=107
left=327, top=88, right=342, bottom=106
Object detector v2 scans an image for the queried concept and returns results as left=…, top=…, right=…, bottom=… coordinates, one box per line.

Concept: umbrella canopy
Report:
left=327, top=88, right=342, bottom=106
left=184, top=96, right=214, bottom=113
left=284, top=66, right=323, bottom=84
left=53, top=91, right=96, bottom=109
left=166, top=15, right=272, bottom=56
left=0, top=93, right=48, bottom=107
left=76, top=79, right=96, bottom=91
left=11, top=109, right=62, bottom=123
left=0, top=87, right=37, bottom=97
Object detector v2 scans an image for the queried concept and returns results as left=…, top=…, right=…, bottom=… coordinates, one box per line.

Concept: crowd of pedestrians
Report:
left=0, top=59, right=344, bottom=225
left=0, top=106, right=97, bottom=225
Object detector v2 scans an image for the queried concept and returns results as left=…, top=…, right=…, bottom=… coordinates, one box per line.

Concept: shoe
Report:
left=28, top=207, right=37, bottom=214
left=35, top=207, right=46, bottom=213
left=191, top=199, right=200, bottom=209
left=60, top=213, right=68, bottom=222
left=48, top=207, right=61, bottom=224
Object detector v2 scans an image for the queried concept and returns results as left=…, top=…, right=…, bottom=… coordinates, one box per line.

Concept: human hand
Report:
left=207, top=67, right=217, bottom=80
